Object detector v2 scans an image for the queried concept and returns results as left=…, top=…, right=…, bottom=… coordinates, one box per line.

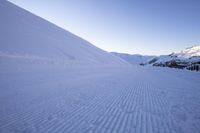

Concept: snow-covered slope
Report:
left=0, top=0, right=129, bottom=66
left=111, top=52, right=155, bottom=65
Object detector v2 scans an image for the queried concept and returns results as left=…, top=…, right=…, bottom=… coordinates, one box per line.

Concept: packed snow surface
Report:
left=0, top=59, right=200, bottom=133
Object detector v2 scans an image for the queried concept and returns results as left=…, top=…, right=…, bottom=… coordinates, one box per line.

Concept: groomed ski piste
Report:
left=1, top=1, right=200, bottom=133
left=1, top=57, right=200, bottom=133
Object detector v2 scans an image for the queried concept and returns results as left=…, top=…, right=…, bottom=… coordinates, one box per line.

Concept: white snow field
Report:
left=1, top=1, right=200, bottom=133
left=1, top=60, right=200, bottom=133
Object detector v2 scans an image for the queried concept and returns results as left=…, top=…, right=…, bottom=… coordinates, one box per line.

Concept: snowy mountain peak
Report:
left=144, top=45, right=200, bottom=71
left=173, top=45, right=200, bottom=58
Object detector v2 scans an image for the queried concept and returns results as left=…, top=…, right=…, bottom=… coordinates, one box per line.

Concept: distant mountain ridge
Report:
left=172, top=45, right=200, bottom=58
left=111, top=52, right=155, bottom=65
left=112, top=46, right=200, bottom=71
left=145, top=45, right=200, bottom=71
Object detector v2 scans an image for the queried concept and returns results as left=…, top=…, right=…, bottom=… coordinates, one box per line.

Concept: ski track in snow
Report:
left=0, top=61, right=200, bottom=133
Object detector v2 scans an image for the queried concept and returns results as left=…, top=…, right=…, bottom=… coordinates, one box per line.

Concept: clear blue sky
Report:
left=8, top=0, right=200, bottom=55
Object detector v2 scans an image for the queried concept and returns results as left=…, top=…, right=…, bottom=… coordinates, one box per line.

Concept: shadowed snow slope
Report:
left=0, top=0, right=129, bottom=66
left=111, top=52, right=155, bottom=65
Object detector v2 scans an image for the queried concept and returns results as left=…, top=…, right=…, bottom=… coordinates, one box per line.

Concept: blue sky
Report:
left=8, top=0, right=200, bottom=55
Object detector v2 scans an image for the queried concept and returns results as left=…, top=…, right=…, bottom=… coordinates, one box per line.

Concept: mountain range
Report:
left=112, top=45, right=200, bottom=71
left=111, top=52, right=155, bottom=65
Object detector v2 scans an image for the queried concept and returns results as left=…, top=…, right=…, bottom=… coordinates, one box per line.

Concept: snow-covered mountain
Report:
left=146, top=45, right=200, bottom=71
left=111, top=52, right=155, bottom=65
left=174, top=45, right=200, bottom=58
left=0, top=0, right=129, bottom=66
